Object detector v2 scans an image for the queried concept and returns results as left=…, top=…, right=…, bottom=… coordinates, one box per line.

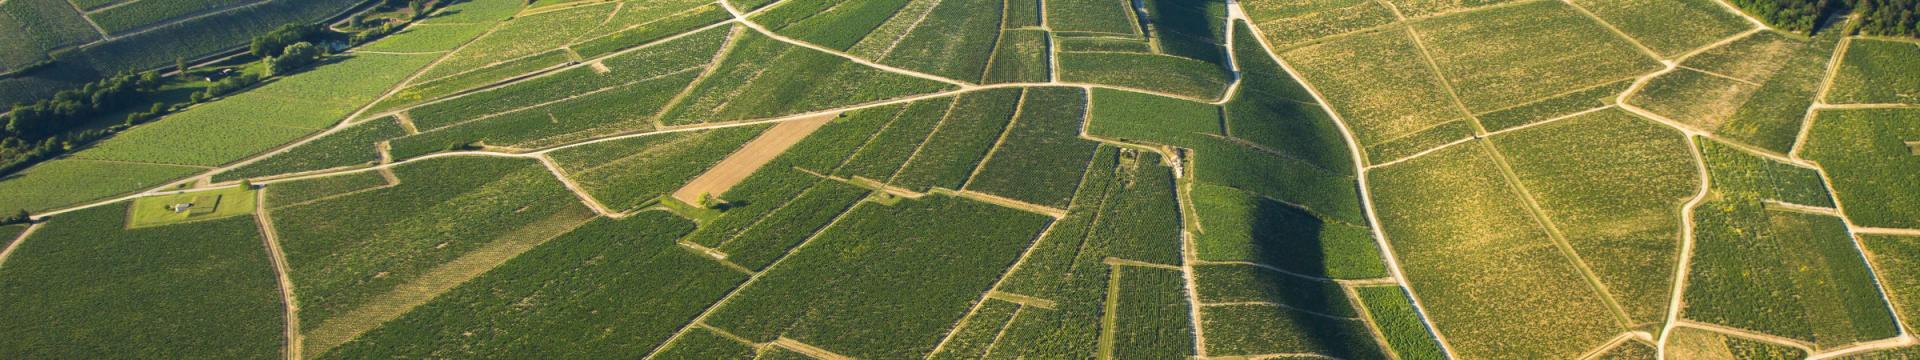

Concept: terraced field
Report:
left=1, top=0, right=1918, bottom=359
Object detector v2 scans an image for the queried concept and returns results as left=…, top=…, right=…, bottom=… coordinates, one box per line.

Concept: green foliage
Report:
left=990, top=28, right=1052, bottom=83
left=1283, top=28, right=1466, bottom=155
left=1489, top=109, right=1698, bottom=324
left=1004, top=0, right=1041, bottom=28
left=358, top=23, right=494, bottom=53
left=1088, top=88, right=1222, bottom=147
left=681, top=169, right=828, bottom=249
left=714, top=180, right=870, bottom=270
left=1195, top=264, right=1357, bottom=316
left=702, top=195, right=1052, bottom=358
left=1199, top=304, right=1384, bottom=357
left=367, top=50, right=570, bottom=114
left=91, top=0, right=256, bottom=34
left=659, top=30, right=956, bottom=125
left=1112, top=267, right=1196, bottom=359
left=877, top=0, right=1003, bottom=82
left=216, top=117, right=405, bottom=182
left=1481, top=80, right=1629, bottom=132
left=0, top=159, right=201, bottom=212
left=416, top=4, right=615, bottom=82
left=264, top=171, right=391, bottom=209
left=1239, top=0, right=1396, bottom=48
left=1185, top=136, right=1364, bottom=223
left=1058, top=52, right=1232, bottom=100
left=249, top=23, right=325, bottom=58
left=405, top=26, right=727, bottom=131
left=319, top=212, right=747, bottom=359
left=1568, top=0, right=1754, bottom=57
left=1369, top=143, right=1623, bottom=359
left=0, top=0, right=100, bottom=54
left=1668, top=326, right=1810, bottom=358
left=1632, top=31, right=1835, bottom=153
left=655, top=327, right=760, bottom=359
left=1725, top=0, right=1838, bottom=34
left=925, top=299, right=1019, bottom=359
left=390, top=70, right=701, bottom=156
left=75, top=53, right=435, bottom=166
left=1829, top=39, right=1920, bottom=105
left=1803, top=109, right=1920, bottom=228
left=892, top=89, right=1019, bottom=191
left=549, top=124, right=770, bottom=210
left=1685, top=192, right=1899, bottom=347
left=968, top=87, right=1099, bottom=208
left=126, top=186, right=257, bottom=228
left=266, top=42, right=324, bottom=76
left=1411, top=1, right=1663, bottom=113
left=1860, top=235, right=1920, bottom=345
left=272, top=156, right=589, bottom=332
left=1046, top=0, right=1138, bottom=34
left=571, top=5, right=732, bottom=59
left=1190, top=184, right=1385, bottom=279
left=762, top=0, right=912, bottom=50
left=1700, top=138, right=1835, bottom=207
left=1356, top=286, right=1448, bottom=360
left=0, top=203, right=282, bottom=358
left=835, top=97, right=952, bottom=180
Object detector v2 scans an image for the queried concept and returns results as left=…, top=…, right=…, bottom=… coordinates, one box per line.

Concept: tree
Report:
left=175, top=57, right=187, bottom=78
left=267, top=42, right=323, bottom=76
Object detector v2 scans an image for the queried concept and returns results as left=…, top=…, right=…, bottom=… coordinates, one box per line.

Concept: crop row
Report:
left=1410, top=1, right=1662, bottom=113
left=73, top=53, right=436, bottom=167
left=966, top=87, right=1099, bottom=208
left=388, top=70, right=701, bottom=158
left=1046, top=0, right=1138, bottom=35
left=0, top=159, right=201, bottom=212
left=1198, top=304, right=1383, bottom=357
left=1186, top=136, right=1364, bottom=224
left=271, top=156, right=587, bottom=332
left=657, top=30, right=955, bottom=125
left=1367, top=143, right=1624, bottom=359
left=834, top=97, right=952, bottom=180
left=366, top=50, right=572, bottom=114
left=701, top=195, right=1052, bottom=358
left=1699, top=138, right=1835, bottom=208
left=264, top=171, right=390, bottom=209
left=414, top=4, right=615, bottom=82
left=890, top=89, right=1020, bottom=192
left=88, top=0, right=256, bottom=35
left=571, top=5, right=732, bottom=59
left=1282, top=27, right=1466, bottom=152
left=1058, top=52, right=1231, bottom=100
left=1355, top=285, right=1448, bottom=360
left=1631, top=31, right=1833, bottom=153
left=1480, top=79, right=1628, bottom=132
left=316, top=212, right=747, bottom=358
left=1111, top=266, right=1196, bottom=359
left=875, top=0, right=1003, bottom=83
left=1241, top=0, right=1395, bottom=48
left=766, top=0, right=913, bottom=50
left=983, top=29, right=1051, bottom=84
left=1684, top=195, right=1898, bottom=348
left=713, top=179, right=870, bottom=270
left=1189, top=184, right=1385, bottom=279
left=216, top=117, right=405, bottom=182
left=1829, top=39, right=1920, bottom=105
left=1488, top=108, right=1698, bottom=324
left=1802, top=108, right=1920, bottom=231
left=549, top=124, right=770, bottom=211
left=0, top=203, right=282, bottom=358
left=1566, top=0, right=1752, bottom=57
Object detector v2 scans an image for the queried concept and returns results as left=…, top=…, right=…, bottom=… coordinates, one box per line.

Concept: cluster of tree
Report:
left=3, top=72, right=166, bottom=140
left=189, top=72, right=263, bottom=103
left=0, top=210, right=30, bottom=226
left=1729, top=0, right=1918, bottom=36
left=266, top=42, right=325, bottom=77
left=1730, top=0, right=1841, bottom=34
left=1850, top=0, right=1919, bottom=36
left=250, top=24, right=326, bottom=59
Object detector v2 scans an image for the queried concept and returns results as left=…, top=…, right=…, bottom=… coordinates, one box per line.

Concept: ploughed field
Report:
left=1, top=0, right=1918, bottom=359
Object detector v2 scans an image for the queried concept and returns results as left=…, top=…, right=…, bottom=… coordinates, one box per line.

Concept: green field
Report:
left=0, top=203, right=283, bottom=358
left=892, top=89, right=1021, bottom=191
left=658, top=30, right=956, bottom=125
left=550, top=125, right=770, bottom=211
left=1411, top=1, right=1662, bottom=113
left=1369, top=143, right=1623, bottom=359
left=1861, top=235, right=1920, bottom=342
left=1356, top=285, right=1449, bottom=360
left=1567, top=0, right=1752, bottom=57
left=0, top=159, right=203, bottom=212
left=269, top=156, right=591, bottom=336
left=317, top=212, right=746, bottom=358
left=1241, top=0, right=1397, bottom=48
left=875, top=0, right=1003, bottom=82
left=967, top=87, right=1100, bottom=208
left=1685, top=186, right=1899, bottom=348
left=414, top=4, right=616, bottom=82
left=1630, top=31, right=1836, bottom=153
left=1665, top=326, right=1809, bottom=359
left=1488, top=109, right=1698, bottom=325
left=215, top=117, right=406, bottom=182
left=1828, top=39, right=1920, bottom=105
left=126, top=186, right=257, bottom=228
left=1283, top=27, right=1467, bottom=158
left=1047, top=0, right=1139, bottom=35
left=1190, top=184, right=1386, bottom=279
left=702, top=195, right=1052, bottom=358
left=88, top=0, right=256, bottom=35
left=1802, top=108, right=1920, bottom=229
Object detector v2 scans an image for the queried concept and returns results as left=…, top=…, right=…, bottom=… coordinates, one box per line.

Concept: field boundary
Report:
left=0, top=223, right=42, bottom=270
left=253, top=190, right=303, bottom=360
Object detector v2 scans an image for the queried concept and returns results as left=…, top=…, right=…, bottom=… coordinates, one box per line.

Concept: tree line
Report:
left=1729, top=0, right=1918, bottom=36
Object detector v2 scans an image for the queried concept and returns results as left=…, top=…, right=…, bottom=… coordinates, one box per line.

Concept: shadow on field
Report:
left=1242, top=199, right=1371, bottom=357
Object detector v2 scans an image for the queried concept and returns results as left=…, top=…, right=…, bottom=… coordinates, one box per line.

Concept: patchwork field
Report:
left=6, top=0, right=1920, bottom=358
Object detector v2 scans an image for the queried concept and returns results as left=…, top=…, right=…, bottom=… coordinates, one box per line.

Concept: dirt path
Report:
left=773, top=337, right=854, bottom=360
left=299, top=206, right=596, bottom=358
left=0, top=223, right=42, bottom=269
left=671, top=112, right=837, bottom=204
left=535, top=155, right=620, bottom=218
left=927, top=219, right=1062, bottom=358
left=1560, top=0, right=1667, bottom=60
left=253, top=190, right=303, bottom=360
left=1477, top=139, right=1640, bottom=329
left=718, top=0, right=971, bottom=88
left=1656, top=134, right=1715, bottom=359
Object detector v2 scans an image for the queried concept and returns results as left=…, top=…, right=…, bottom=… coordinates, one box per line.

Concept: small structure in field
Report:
left=1906, top=141, right=1919, bottom=156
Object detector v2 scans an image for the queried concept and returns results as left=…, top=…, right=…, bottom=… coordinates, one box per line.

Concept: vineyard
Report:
left=0, top=0, right=1916, bottom=359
